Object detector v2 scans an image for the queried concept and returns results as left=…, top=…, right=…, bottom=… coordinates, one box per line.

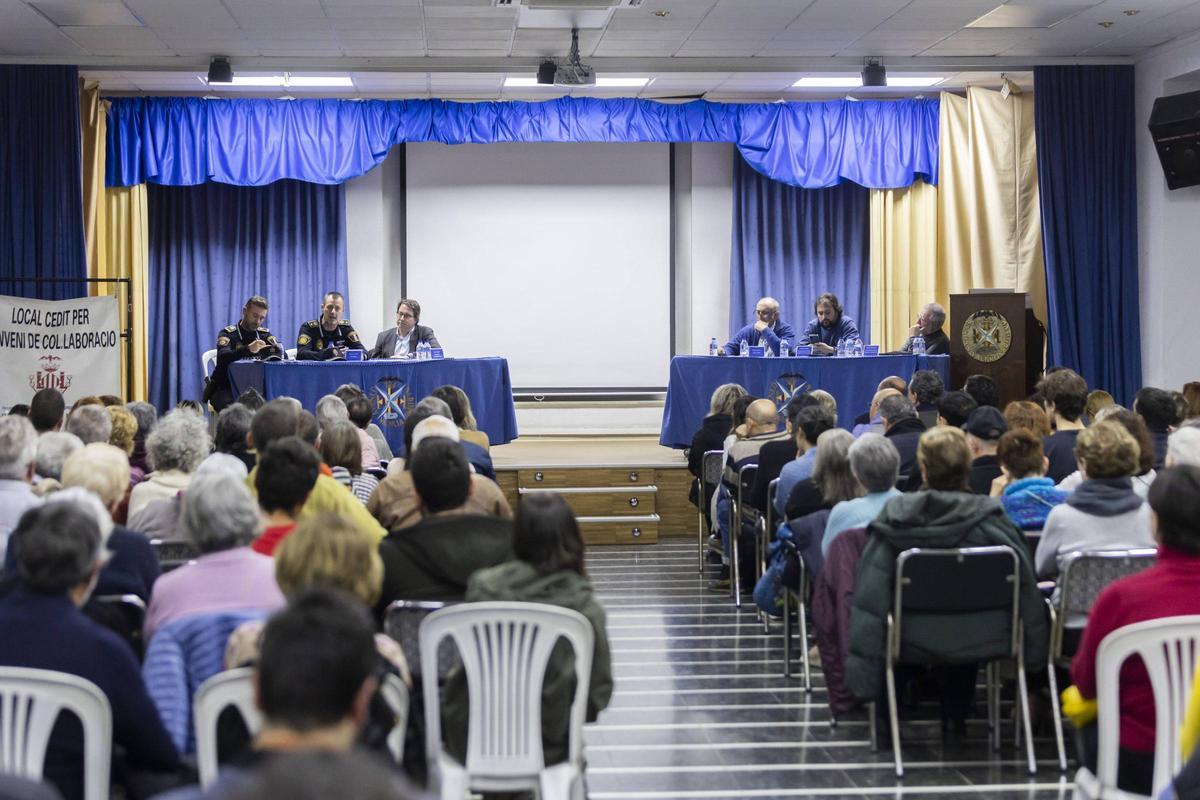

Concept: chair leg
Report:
left=1046, top=660, right=1068, bottom=772
left=798, top=592, right=812, bottom=693
left=886, top=660, right=903, bottom=778
left=697, top=507, right=704, bottom=573
left=782, top=585, right=792, bottom=678
left=731, top=528, right=741, bottom=608
left=868, top=702, right=877, bottom=750
left=1017, top=659, right=1037, bottom=775
left=987, top=662, right=1000, bottom=753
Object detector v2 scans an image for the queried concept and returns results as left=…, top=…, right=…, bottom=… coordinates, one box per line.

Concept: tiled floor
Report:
left=583, top=540, right=1075, bottom=799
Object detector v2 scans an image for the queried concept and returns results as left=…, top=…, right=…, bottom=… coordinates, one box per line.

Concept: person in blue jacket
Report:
left=802, top=292, right=860, bottom=355
left=722, top=297, right=797, bottom=356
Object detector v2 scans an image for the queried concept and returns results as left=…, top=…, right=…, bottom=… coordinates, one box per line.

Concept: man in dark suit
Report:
left=368, top=298, right=440, bottom=359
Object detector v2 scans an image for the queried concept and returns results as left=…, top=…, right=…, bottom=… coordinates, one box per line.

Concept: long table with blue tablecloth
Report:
left=228, top=357, right=519, bottom=455
left=659, top=354, right=951, bottom=448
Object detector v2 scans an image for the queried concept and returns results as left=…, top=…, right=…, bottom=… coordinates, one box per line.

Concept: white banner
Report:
left=0, top=295, right=121, bottom=409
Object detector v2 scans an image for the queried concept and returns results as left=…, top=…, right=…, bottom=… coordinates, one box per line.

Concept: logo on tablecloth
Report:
left=372, top=377, right=414, bottom=429
left=770, top=373, right=810, bottom=421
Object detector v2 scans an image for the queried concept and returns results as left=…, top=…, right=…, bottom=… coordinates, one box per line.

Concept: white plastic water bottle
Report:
left=913, top=335, right=926, bottom=356
left=779, top=340, right=790, bottom=358
left=764, top=340, right=774, bottom=358
left=852, top=338, right=864, bottom=358
left=836, top=339, right=846, bottom=358
left=739, top=340, right=748, bottom=357
left=417, top=341, right=428, bottom=361
left=709, top=337, right=718, bottom=357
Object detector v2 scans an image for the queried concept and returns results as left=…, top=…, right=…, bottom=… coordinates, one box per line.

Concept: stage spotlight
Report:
left=861, top=59, right=886, bottom=87
left=208, top=56, right=233, bottom=84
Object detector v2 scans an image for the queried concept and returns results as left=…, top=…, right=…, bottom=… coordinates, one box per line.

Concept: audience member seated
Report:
left=687, top=383, right=747, bottom=521
left=369, top=414, right=511, bottom=532
left=846, top=426, right=1047, bottom=739
left=1085, top=389, right=1115, bottom=424
left=1067, top=465, right=1200, bottom=796
left=125, top=401, right=157, bottom=474
left=774, top=403, right=834, bottom=520
left=851, top=376, right=907, bottom=430
left=253, top=437, right=321, bottom=556
left=1168, top=426, right=1200, bottom=468
left=158, top=589, right=395, bottom=800
left=317, top=394, right=380, bottom=471
left=963, top=374, right=999, bottom=409
left=823, top=434, right=901, bottom=556
left=1004, top=399, right=1052, bottom=439
left=908, top=370, right=945, bottom=429
left=234, top=388, right=266, bottom=412
left=127, top=453, right=249, bottom=544
left=992, top=430, right=1068, bottom=531
left=56, top=445, right=160, bottom=601
left=1058, top=407, right=1157, bottom=497
left=0, top=415, right=44, bottom=562
left=442, top=492, right=613, bottom=768
left=64, top=404, right=111, bottom=445
left=0, top=503, right=179, bottom=800
left=215, top=403, right=256, bottom=472
left=334, top=384, right=392, bottom=462
left=1134, top=386, right=1176, bottom=470
left=144, top=472, right=284, bottom=642
left=431, top=384, right=490, bottom=452
left=32, top=430, right=82, bottom=497
left=29, top=387, right=65, bottom=434
left=879, top=395, right=926, bottom=486
left=375, top=438, right=512, bottom=613
left=937, top=390, right=977, bottom=429
left=1039, top=368, right=1089, bottom=483
left=107, top=406, right=141, bottom=481
left=783, top=428, right=859, bottom=522
left=129, top=410, right=211, bottom=519
left=245, top=399, right=386, bottom=543
left=851, top=387, right=901, bottom=438
left=321, top=420, right=379, bottom=504
left=1183, top=381, right=1200, bottom=421
left=1035, top=421, right=1154, bottom=580
left=963, top=406, right=1008, bottom=494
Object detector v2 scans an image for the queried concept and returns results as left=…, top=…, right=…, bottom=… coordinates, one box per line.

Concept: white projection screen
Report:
left=405, top=142, right=671, bottom=391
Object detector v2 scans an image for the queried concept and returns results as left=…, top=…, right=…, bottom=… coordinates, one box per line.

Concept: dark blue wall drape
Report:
left=0, top=66, right=88, bottom=300
left=148, top=179, right=348, bottom=410
left=730, top=154, right=870, bottom=342
left=1034, top=66, right=1141, bottom=404
left=107, top=96, right=939, bottom=190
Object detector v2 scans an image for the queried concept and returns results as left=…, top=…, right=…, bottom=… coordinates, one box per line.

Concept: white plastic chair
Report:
left=378, top=673, right=411, bottom=765
left=194, top=668, right=261, bottom=788
left=201, top=348, right=217, bottom=379
left=0, top=667, right=113, bottom=800
left=1073, top=615, right=1200, bottom=800
left=284, top=347, right=297, bottom=360
left=420, top=602, right=594, bottom=800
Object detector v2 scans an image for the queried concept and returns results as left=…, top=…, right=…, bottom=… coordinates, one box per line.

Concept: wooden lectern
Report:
left=949, top=292, right=1045, bottom=407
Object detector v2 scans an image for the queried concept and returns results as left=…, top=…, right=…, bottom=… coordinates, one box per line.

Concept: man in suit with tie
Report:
left=368, top=298, right=440, bottom=359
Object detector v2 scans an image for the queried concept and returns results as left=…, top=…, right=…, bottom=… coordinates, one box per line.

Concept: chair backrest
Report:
left=201, top=349, right=217, bottom=379
left=149, top=539, right=200, bottom=572
left=384, top=600, right=457, bottom=684
left=193, top=668, right=261, bottom=788
left=420, top=602, right=594, bottom=780
left=700, top=450, right=724, bottom=493
left=378, top=672, right=410, bottom=765
left=0, top=668, right=113, bottom=800
left=892, top=546, right=1021, bottom=660
left=1093, top=615, right=1200, bottom=796
left=85, top=594, right=148, bottom=657
left=766, top=478, right=779, bottom=532
left=1053, top=549, right=1157, bottom=661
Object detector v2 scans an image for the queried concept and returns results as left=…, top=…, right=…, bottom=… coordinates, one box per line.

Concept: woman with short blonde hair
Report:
left=916, top=426, right=973, bottom=492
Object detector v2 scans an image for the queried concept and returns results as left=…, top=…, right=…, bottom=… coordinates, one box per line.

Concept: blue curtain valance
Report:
left=105, top=96, right=939, bottom=190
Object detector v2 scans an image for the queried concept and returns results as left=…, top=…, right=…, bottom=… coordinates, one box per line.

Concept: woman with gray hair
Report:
left=822, top=433, right=902, bottom=555
left=128, top=409, right=212, bottom=519
left=143, top=471, right=284, bottom=642
left=32, top=430, right=83, bottom=497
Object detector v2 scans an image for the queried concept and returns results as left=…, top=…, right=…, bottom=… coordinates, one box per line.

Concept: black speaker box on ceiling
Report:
left=1149, top=89, right=1200, bottom=190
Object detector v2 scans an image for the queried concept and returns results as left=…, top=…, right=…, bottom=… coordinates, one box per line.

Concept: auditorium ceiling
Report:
left=1, top=0, right=1198, bottom=98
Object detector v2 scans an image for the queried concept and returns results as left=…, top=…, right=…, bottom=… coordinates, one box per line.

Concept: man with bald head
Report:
left=852, top=388, right=903, bottom=438
left=722, top=297, right=797, bottom=356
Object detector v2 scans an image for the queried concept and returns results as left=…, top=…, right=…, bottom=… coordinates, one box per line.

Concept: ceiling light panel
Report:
left=31, top=2, right=144, bottom=27
left=792, top=76, right=863, bottom=87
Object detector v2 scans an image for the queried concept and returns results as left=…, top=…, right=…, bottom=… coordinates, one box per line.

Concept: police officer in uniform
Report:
left=204, top=295, right=283, bottom=412
left=295, top=291, right=365, bottom=360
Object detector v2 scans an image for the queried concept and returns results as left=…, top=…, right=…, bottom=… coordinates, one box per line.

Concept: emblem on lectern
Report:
left=962, top=310, right=1013, bottom=363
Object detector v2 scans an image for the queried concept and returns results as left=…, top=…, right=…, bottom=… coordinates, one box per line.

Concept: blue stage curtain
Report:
left=0, top=66, right=88, bottom=300
left=107, top=96, right=939, bottom=190
left=147, top=179, right=348, bottom=410
left=1034, top=66, right=1141, bottom=404
left=729, top=154, right=870, bottom=343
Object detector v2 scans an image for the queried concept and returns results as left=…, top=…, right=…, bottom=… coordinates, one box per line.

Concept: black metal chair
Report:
left=697, top=450, right=724, bottom=573
left=874, top=545, right=1036, bottom=777
left=384, top=600, right=460, bottom=685
left=84, top=594, right=147, bottom=658
left=731, top=464, right=758, bottom=606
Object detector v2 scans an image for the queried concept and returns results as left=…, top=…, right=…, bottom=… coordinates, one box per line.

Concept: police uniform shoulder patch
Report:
left=348, top=330, right=361, bottom=343
left=298, top=334, right=311, bottom=346
left=217, top=336, right=230, bottom=347
left=266, top=335, right=278, bottom=345
left=223, top=325, right=237, bottom=333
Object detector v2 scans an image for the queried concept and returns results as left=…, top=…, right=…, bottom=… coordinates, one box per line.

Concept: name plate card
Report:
left=430, top=348, right=446, bottom=360
left=864, top=345, right=880, bottom=356
left=794, top=345, right=813, bottom=356
left=748, top=346, right=766, bottom=358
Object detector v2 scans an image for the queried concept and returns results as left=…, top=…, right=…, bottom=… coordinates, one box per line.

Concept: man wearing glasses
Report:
left=720, top=297, right=797, bottom=356
left=368, top=298, right=441, bottom=359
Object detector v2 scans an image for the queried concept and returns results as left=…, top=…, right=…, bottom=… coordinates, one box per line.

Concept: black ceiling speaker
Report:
left=1149, top=90, right=1200, bottom=190
left=207, top=56, right=233, bottom=84
left=862, top=61, right=886, bottom=87
left=537, top=60, right=557, bottom=85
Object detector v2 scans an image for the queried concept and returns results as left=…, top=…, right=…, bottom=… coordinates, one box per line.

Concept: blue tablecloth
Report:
left=659, top=354, right=950, bottom=448
left=228, top=357, right=519, bottom=454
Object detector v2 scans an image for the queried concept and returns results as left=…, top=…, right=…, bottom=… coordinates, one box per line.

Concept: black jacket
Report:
left=784, top=477, right=832, bottom=522
left=687, top=413, right=731, bottom=509
left=884, top=416, right=928, bottom=487
left=968, top=454, right=1002, bottom=495
left=751, top=439, right=798, bottom=512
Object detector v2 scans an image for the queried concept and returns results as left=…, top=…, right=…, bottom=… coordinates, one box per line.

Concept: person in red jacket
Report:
left=1070, top=464, right=1200, bottom=795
